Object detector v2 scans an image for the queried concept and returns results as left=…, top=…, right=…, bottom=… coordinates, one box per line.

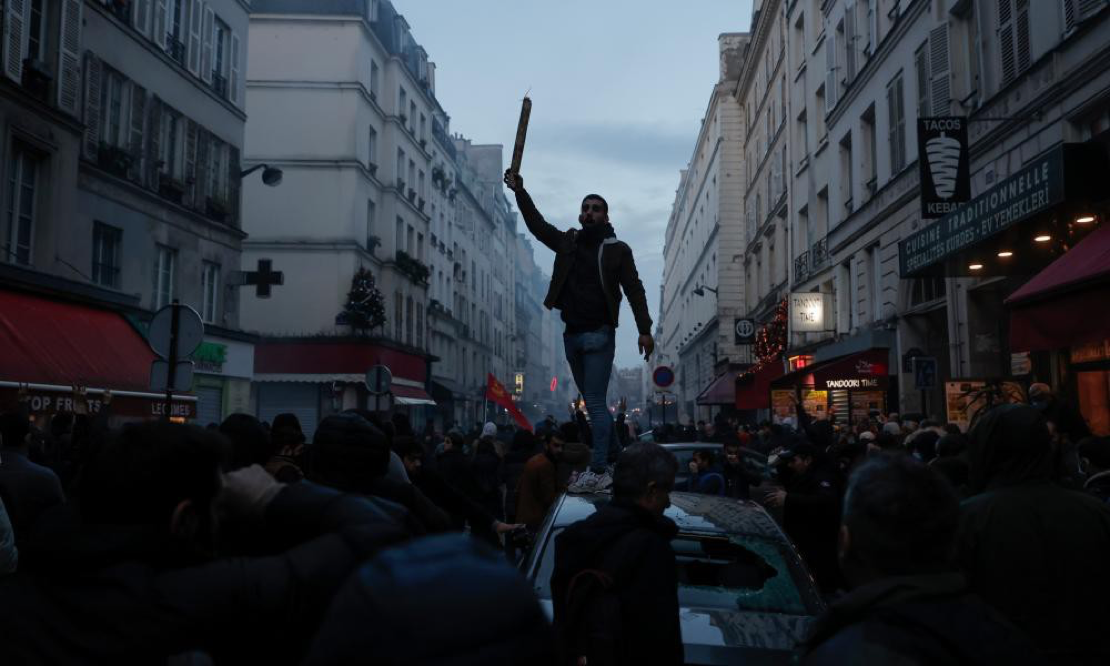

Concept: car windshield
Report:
left=532, top=529, right=816, bottom=616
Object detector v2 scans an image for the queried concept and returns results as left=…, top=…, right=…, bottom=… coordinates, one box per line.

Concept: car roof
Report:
left=660, top=442, right=722, bottom=449
left=553, top=491, right=789, bottom=542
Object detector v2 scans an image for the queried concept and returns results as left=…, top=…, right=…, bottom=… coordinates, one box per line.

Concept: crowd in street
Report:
left=1, top=383, right=1109, bottom=664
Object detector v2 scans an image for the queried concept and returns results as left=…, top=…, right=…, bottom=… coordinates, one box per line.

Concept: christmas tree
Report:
left=342, top=267, right=386, bottom=332
left=754, top=298, right=788, bottom=365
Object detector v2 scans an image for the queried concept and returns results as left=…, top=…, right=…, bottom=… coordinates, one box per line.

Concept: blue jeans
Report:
left=564, top=325, right=618, bottom=472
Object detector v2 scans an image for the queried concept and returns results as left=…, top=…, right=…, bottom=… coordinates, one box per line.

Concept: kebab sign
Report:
left=917, top=117, right=970, bottom=219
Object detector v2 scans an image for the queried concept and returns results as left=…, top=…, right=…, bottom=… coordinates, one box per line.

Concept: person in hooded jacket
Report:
left=958, top=404, right=1110, bottom=665
left=799, top=454, right=1037, bottom=666
left=473, top=423, right=505, bottom=522
left=550, top=443, right=682, bottom=666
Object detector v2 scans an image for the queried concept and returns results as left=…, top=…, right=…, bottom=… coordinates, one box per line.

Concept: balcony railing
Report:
left=166, top=36, right=186, bottom=66
left=810, top=237, right=829, bottom=272
left=794, top=251, right=810, bottom=283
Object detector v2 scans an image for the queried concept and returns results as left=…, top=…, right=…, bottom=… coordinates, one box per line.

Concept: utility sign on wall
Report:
left=917, top=117, right=970, bottom=219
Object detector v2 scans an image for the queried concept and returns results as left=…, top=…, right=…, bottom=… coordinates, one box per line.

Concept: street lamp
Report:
left=692, top=284, right=718, bottom=297
left=240, top=163, right=284, bottom=186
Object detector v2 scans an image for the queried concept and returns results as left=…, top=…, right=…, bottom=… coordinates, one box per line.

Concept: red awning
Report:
left=1007, top=222, right=1110, bottom=351
left=811, top=349, right=891, bottom=390
left=735, top=362, right=785, bottom=410
left=255, top=341, right=427, bottom=384
left=391, top=384, right=436, bottom=406
left=696, top=369, right=739, bottom=406
left=0, top=290, right=156, bottom=391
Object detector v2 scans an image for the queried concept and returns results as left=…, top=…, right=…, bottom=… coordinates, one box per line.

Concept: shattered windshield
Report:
left=533, top=530, right=818, bottom=616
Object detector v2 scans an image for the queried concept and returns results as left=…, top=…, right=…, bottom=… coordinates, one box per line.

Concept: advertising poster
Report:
left=945, top=380, right=1025, bottom=432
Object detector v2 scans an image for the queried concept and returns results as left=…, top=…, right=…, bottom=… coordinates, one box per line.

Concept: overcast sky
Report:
left=394, top=0, right=753, bottom=368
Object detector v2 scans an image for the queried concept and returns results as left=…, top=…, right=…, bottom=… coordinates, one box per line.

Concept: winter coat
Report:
left=722, top=460, right=763, bottom=500
left=472, top=438, right=504, bottom=521
left=303, top=534, right=555, bottom=665
left=514, top=189, right=653, bottom=335
left=516, top=452, right=560, bottom=530
left=958, top=404, right=1110, bottom=664
left=688, top=466, right=727, bottom=496
left=502, top=445, right=537, bottom=523
left=551, top=500, right=683, bottom=666
left=783, top=464, right=843, bottom=593
left=0, top=482, right=409, bottom=665
left=799, top=572, right=1038, bottom=665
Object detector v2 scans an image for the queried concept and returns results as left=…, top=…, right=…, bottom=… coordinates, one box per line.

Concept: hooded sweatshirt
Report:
left=550, top=499, right=682, bottom=665
left=958, top=404, right=1110, bottom=664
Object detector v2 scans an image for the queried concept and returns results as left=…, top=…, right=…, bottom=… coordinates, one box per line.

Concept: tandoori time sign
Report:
left=899, top=148, right=1065, bottom=276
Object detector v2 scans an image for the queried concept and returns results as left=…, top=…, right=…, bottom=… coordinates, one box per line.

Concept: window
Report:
left=92, top=222, right=122, bottom=288
left=208, top=140, right=227, bottom=201
left=861, top=105, right=878, bottom=196
left=396, top=148, right=405, bottom=186
left=408, top=159, right=415, bottom=190
left=159, top=107, right=180, bottom=177
left=886, top=73, right=906, bottom=174
left=153, top=245, right=177, bottom=309
left=101, top=71, right=127, bottom=147
left=839, top=132, right=853, bottom=212
left=5, top=144, right=39, bottom=266
left=368, top=126, right=378, bottom=167
left=370, top=60, right=380, bottom=100
left=399, top=87, right=407, bottom=119
left=212, top=19, right=230, bottom=93
left=416, top=304, right=424, bottom=349
left=998, top=0, right=1031, bottom=86
left=418, top=170, right=425, bottom=200
left=167, top=0, right=186, bottom=43
left=409, top=101, right=417, bottom=132
left=202, top=262, right=220, bottom=323
left=793, top=12, right=806, bottom=71
left=395, top=217, right=404, bottom=253
left=848, top=256, right=860, bottom=330
left=28, top=0, right=47, bottom=62
left=417, top=232, right=424, bottom=262
left=419, top=114, right=426, bottom=142
left=406, top=224, right=414, bottom=254
left=910, top=277, right=946, bottom=306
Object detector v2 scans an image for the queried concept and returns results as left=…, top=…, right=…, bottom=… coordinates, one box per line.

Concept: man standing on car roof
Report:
left=504, top=170, right=654, bottom=494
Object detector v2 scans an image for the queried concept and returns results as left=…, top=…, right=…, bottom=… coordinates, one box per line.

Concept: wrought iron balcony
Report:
left=810, top=237, right=829, bottom=272
left=794, top=251, right=810, bottom=283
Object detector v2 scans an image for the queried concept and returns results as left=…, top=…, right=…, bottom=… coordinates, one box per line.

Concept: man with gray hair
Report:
left=550, top=443, right=683, bottom=665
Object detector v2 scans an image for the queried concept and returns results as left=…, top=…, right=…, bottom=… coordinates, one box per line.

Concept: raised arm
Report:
left=504, top=170, right=565, bottom=252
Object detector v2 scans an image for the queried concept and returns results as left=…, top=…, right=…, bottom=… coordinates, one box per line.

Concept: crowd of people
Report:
left=1, top=381, right=1109, bottom=664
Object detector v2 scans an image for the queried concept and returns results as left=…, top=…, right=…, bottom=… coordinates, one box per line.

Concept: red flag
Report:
left=486, top=373, right=533, bottom=432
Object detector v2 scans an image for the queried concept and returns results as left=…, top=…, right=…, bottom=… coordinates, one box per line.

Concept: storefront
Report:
left=1006, top=221, right=1110, bottom=436
left=0, top=289, right=196, bottom=423
left=253, top=338, right=435, bottom=440
left=769, top=349, right=893, bottom=426
left=192, top=333, right=255, bottom=427
left=733, top=362, right=785, bottom=423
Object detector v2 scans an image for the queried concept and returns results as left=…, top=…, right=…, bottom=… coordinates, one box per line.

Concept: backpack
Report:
left=562, top=568, right=623, bottom=666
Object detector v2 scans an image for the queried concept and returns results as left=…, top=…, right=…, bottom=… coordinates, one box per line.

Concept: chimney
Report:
left=718, top=33, right=749, bottom=83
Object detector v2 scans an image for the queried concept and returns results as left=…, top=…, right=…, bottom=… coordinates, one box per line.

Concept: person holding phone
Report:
left=504, top=170, right=654, bottom=493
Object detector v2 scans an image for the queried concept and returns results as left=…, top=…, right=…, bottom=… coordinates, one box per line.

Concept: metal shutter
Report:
left=257, top=383, right=320, bottom=443
left=195, top=385, right=224, bottom=427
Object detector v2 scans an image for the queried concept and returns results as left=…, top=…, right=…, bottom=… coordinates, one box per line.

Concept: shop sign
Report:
left=1071, top=341, right=1110, bottom=364
left=194, top=342, right=228, bottom=373
left=734, top=318, right=756, bottom=344
left=3, top=387, right=197, bottom=420
left=790, top=292, right=834, bottom=332
left=917, top=117, right=971, bottom=219
left=899, top=148, right=1065, bottom=276
left=514, top=372, right=524, bottom=394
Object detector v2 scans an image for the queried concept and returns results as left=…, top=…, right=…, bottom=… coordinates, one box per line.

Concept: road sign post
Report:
left=365, top=364, right=393, bottom=414
left=148, top=301, right=204, bottom=420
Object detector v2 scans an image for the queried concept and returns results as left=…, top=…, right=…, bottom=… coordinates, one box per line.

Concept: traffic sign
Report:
left=150, top=359, right=195, bottom=393
left=734, top=318, right=756, bottom=344
left=148, top=303, right=204, bottom=360
left=365, top=365, right=393, bottom=395
left=652, top=365, right=675, bottom=388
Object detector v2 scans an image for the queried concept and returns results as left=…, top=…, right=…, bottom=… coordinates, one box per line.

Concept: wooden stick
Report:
left=510, top=96, right=531, bottom=174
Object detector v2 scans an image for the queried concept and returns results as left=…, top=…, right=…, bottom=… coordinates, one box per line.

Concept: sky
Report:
left=394, top=0, right=753, bottom=368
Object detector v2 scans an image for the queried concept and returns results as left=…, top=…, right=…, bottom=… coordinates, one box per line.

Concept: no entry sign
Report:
left=652, top=366, right=675, bottom=388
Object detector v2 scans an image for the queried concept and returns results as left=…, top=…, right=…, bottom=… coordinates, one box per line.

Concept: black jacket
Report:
left=783, top=464, right=843, bottom=593
left=515, top=189, right=653, bottom=335
left=722, top=460, right=763, bottom=500
left=304, top=533, right=555, bottom=665
left=551, top=500, right=683, bottom=665
left=800, top=572, right=1038, bottom=665
left=0, top=483, right=410, bottom=665
left=959, top=404, right=1110, bottom=664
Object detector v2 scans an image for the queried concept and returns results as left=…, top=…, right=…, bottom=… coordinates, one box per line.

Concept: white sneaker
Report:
left=593, top=471, right=613, bottom=491
left=568, top=470, right=599, bottom=493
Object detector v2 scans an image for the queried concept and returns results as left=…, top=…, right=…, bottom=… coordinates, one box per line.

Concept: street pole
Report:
left=163, top=300, right=180, bottom=421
